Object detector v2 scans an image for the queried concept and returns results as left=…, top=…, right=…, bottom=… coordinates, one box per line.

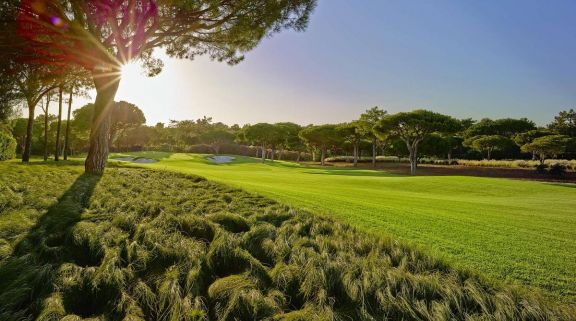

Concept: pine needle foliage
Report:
left=0, top=161, right=574, bottom=320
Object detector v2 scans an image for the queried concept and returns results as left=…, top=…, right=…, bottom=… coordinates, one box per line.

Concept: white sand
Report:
left=207, top=155, right=235, bottom=164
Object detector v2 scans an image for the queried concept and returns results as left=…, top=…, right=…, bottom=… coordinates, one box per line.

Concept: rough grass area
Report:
left=1, top=161, right=574, bottom=320
left=110, top=152, right=576, bottom=302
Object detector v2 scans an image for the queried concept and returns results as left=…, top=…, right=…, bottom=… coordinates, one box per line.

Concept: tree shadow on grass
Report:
left=0, top=172, right=102, bottom=320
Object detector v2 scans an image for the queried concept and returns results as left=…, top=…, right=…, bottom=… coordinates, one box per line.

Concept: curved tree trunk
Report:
left=22, top=100, right=36, bottom=163
left=85, top=72, right=121, bottom=173
left=64, top=88, right=73, bottom=160
left=320, top=147, right=326, bottom=166
left=54, top=87, right=63, bottom=161
left=43, top=96, right=51, bottom=161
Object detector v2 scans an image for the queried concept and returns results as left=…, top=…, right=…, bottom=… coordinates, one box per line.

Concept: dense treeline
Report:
left=2, top=102, right=575, bottom=175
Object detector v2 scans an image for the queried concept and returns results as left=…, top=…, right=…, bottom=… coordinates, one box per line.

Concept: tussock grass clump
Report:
left=207, top=212, right=250, bottom=233
left=0, top=162, right=574, bottom=320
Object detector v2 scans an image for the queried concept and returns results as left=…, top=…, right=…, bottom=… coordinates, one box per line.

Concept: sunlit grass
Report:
left=111, top=152, right=576, bottom=301
left=1, top=160, right=574, bottom=319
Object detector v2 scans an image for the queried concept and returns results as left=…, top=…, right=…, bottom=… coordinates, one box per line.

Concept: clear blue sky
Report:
left=78, top=0, right=576, bottom=126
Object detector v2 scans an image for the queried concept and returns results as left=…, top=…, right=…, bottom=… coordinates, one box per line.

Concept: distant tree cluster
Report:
left=3, top=101, right=576, bottom=175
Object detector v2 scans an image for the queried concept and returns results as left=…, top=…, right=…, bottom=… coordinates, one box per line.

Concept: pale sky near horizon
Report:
left=45, top=0, right=576, bottom=126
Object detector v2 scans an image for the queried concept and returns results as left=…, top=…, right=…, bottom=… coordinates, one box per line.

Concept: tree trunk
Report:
left=447, top=151, right=452, bottom=163
left=532, top=151, right=536, bottom=160
left=409, top=148, right=417, bottom=175
left=22, top=100, right=36, bottom=163
left=353, top=142, right=358, bottom=167
left=321, top=147, right=326, bottom=166
left=271, top=148, right=275, bottom=161
left=487, top=149, right=491, bottom=160
left=405, top=140, right=418, bottom=175
left=296, top=152, right=301, bottom=162
left=372, top=138, right=377, bottom=168
left=63, top=88, right=73, bottom=160
left=255, top=147, right=259, bottom=158
left=43, top=95, right=51, bottom=161
left=85, top=72, right=121, bottom=173
left=54, top=87, right=63, bottom=161
left=261, top=144, right=266, bottom=162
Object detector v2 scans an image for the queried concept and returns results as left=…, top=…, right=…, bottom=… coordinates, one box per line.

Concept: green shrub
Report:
left=0, top=131, right=16, bottom=161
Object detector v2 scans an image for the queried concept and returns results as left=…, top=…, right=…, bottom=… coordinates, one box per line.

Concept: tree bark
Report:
left=271, top=148, right=275, bottom=161
left=320, top=147, right=326, bottom=166
left=85, top=72, right=121, bottom=173
left=43, top=95, right=51, bottom=161
left=487, top=149, right=491, bottom=160
left=64, top=88, right=73, bottom=160
left=54, top=87, right=63, bottom=161
left=22, top=99, right=36, bottom=163
left=296, top=152, right=301, bottom=162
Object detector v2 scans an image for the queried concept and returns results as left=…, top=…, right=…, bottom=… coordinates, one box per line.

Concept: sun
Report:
left=120, top=61, right=143, bottom=82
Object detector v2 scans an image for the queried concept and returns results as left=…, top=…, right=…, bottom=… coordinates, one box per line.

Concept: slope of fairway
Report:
left=4, top=161, right=575, bottom=320
left=113, top=152, right=576, bottom=301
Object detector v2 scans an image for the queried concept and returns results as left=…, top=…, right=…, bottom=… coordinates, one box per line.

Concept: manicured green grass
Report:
left=112, top=152, right=576, bottom=301
left=1, top=160, right=574, bottom=320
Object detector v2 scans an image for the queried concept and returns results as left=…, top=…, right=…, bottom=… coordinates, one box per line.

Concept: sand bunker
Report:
left=207, top=155, right=235, bottom=164
left=113, top=157, right=158, bottom=163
